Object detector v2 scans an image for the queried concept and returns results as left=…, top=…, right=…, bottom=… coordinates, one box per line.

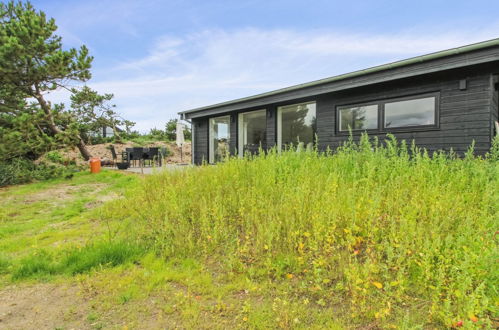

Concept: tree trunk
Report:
left=34, top=87, right=92, bottom=160
left=112, top=123, right=123, bottom=143
left=76, top=137, right=92, bottom=161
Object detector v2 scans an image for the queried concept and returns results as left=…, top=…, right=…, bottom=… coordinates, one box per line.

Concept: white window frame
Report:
left=191, top=122, right=195, bottom=164
left=238, top=109, right=266, bottom=157
left=209, top=115, right=230, bottom=164
left=277, top=101, right=316, bottom=151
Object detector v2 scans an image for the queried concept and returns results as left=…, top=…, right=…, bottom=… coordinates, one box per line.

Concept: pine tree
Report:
left=0, top=1, right=94, bottom=160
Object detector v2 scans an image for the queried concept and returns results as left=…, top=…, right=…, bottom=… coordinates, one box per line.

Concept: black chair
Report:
left=121, top=151, right=129, bottom=162
left=139, top=147, right=159, bottom=167
left=147, top=147, right=160, bottom=166
left=129, top=147, right=144, bottom=167
left=134, top=147, right=144, bottom=167
left=142, top=147, right=150, bottom=166
left=110, top=145, right=130, bottom=169
left=125, top=148, right=134, bottom=166
left=109, top=145, right=118, bottom=164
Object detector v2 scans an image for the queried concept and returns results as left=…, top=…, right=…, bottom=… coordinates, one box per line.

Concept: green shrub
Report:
left=160, top=146, right=171, bottom=158
left=487, top=134, right=499, bottom=161
left=45, top=151, right=64, bottom=163
left=107, top=134, right=498, bottom=327
left=0, top=158, right=78, bottom=187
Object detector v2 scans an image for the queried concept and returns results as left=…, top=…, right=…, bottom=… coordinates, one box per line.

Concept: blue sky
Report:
left=32, top=0, right=499, bottom=132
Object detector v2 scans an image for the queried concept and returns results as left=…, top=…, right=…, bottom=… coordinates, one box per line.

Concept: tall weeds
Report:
left=105, top=134, right=498, bottom=326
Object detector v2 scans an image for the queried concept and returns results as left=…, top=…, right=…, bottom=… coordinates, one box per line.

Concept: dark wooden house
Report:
left=179, top=39, right=499, bottom=164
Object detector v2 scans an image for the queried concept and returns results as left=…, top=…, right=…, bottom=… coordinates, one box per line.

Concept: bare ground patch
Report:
left=0, top=283, right=90, bottom=330
left=1, top=182, right=112, bottom=208
left=84, top=191, right=120, bottom=209
left=28, top=183, right=110, bottom=205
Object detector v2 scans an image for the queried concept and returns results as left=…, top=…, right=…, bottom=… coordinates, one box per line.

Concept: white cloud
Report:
left=48, top=27, right=499, bottom=132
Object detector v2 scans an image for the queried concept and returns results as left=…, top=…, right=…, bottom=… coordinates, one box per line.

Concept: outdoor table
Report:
left=124, top=147, right=160, bottom=167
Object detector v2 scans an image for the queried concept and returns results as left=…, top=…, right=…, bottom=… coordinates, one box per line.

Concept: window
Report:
left=277, top=101, right=316, bottom=150
left=384, top=96, right=436, bottom=128
left=338, top=104, right=378, bottom=131
left=336, top=93, right=439, bottom=133
left=209, top=116, right=230, bottom=164
left=238, top=109, right=267, bottom=157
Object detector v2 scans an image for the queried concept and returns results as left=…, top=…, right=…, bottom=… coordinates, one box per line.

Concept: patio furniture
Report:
left=122, top=147, right=164, bottom=168
left=125, top=147, right=143, bottom=167
left=116, top=162, right=130, bottom=170
left=145, top=147, right=160, bottom=166
left=135, top=147, right=158, bottom=167
left=110, top=145, right=117, bottom=162
left=132, top=147, right=144, bottom=167
left=121, top=150, right=129, bottom=163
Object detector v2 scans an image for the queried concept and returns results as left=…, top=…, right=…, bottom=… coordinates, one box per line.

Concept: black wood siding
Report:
left=193, top=118, right=208, bottom=165
left=230, top=114, right=237, bottom=155
left=492, top=75, right=499, bottom=139
left=316, top=67, right=494, bottom=154
left=266, top=106, right=276, bottom=149
left=191, top=64, right=496, bottom=163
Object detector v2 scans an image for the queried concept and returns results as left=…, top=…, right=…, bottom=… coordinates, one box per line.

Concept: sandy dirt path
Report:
left=0, top=283, right=90, bottom=330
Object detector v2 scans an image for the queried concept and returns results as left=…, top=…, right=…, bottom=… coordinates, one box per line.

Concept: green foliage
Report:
left=0, top=254, right=11, bottom=274
left=93, top=119, right=192, bottom=145
left=487, top=134, right=499, bottom=161
left=128, top=119, right=192, bottom=143
left=149, top=127, right=167, bottom=140
left=0, top=1, right=92, bottom=90
left=124, top=136, right=172, bottom=149
left=45, top=150, right=63, bottom=163
left=120, top=130, right=141, bottom=141
left=0, top=158, right=73, bottom=186
left=161, top=146, right=172, bottom=157
left=165, top=118, right=192, bottom=141
left=0, top=1, right=133, bottom=161
left=0, top=170, right=140, bottom=259
left=70, top=86, right=135, bottom=144
left=12, top=241, right=145, bottom=279
left=12, top=250, right=58, bottom=280
left=107, top=135, right=498, bottom=327
left=61, top=241, right=145, bottom=275
left=0, top=107, right=57, bottom=160
left=0, top=1, right=94, bottom=159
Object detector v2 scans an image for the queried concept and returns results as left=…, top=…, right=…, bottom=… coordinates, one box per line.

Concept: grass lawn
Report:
left=0, top=170, right=345, bottom=329
left=0, top=137, right=497, bottom=329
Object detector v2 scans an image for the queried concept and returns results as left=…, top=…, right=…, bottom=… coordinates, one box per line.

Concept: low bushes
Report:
left=0, top=152, right=80, bottom=187
left=0, top=158, right=65, bottom=187
left=106, top=135, right=498, bottom=327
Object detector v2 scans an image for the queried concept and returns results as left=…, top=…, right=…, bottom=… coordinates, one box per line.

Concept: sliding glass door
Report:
left=277, top=101, right=316, bottom=151
left=238, top=109, right=267, bottom=157
left=209, top=116, right=230, bottom=164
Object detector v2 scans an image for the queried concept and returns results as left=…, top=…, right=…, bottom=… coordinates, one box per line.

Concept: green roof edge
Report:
left=179, top=37, right=499, bottom=116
